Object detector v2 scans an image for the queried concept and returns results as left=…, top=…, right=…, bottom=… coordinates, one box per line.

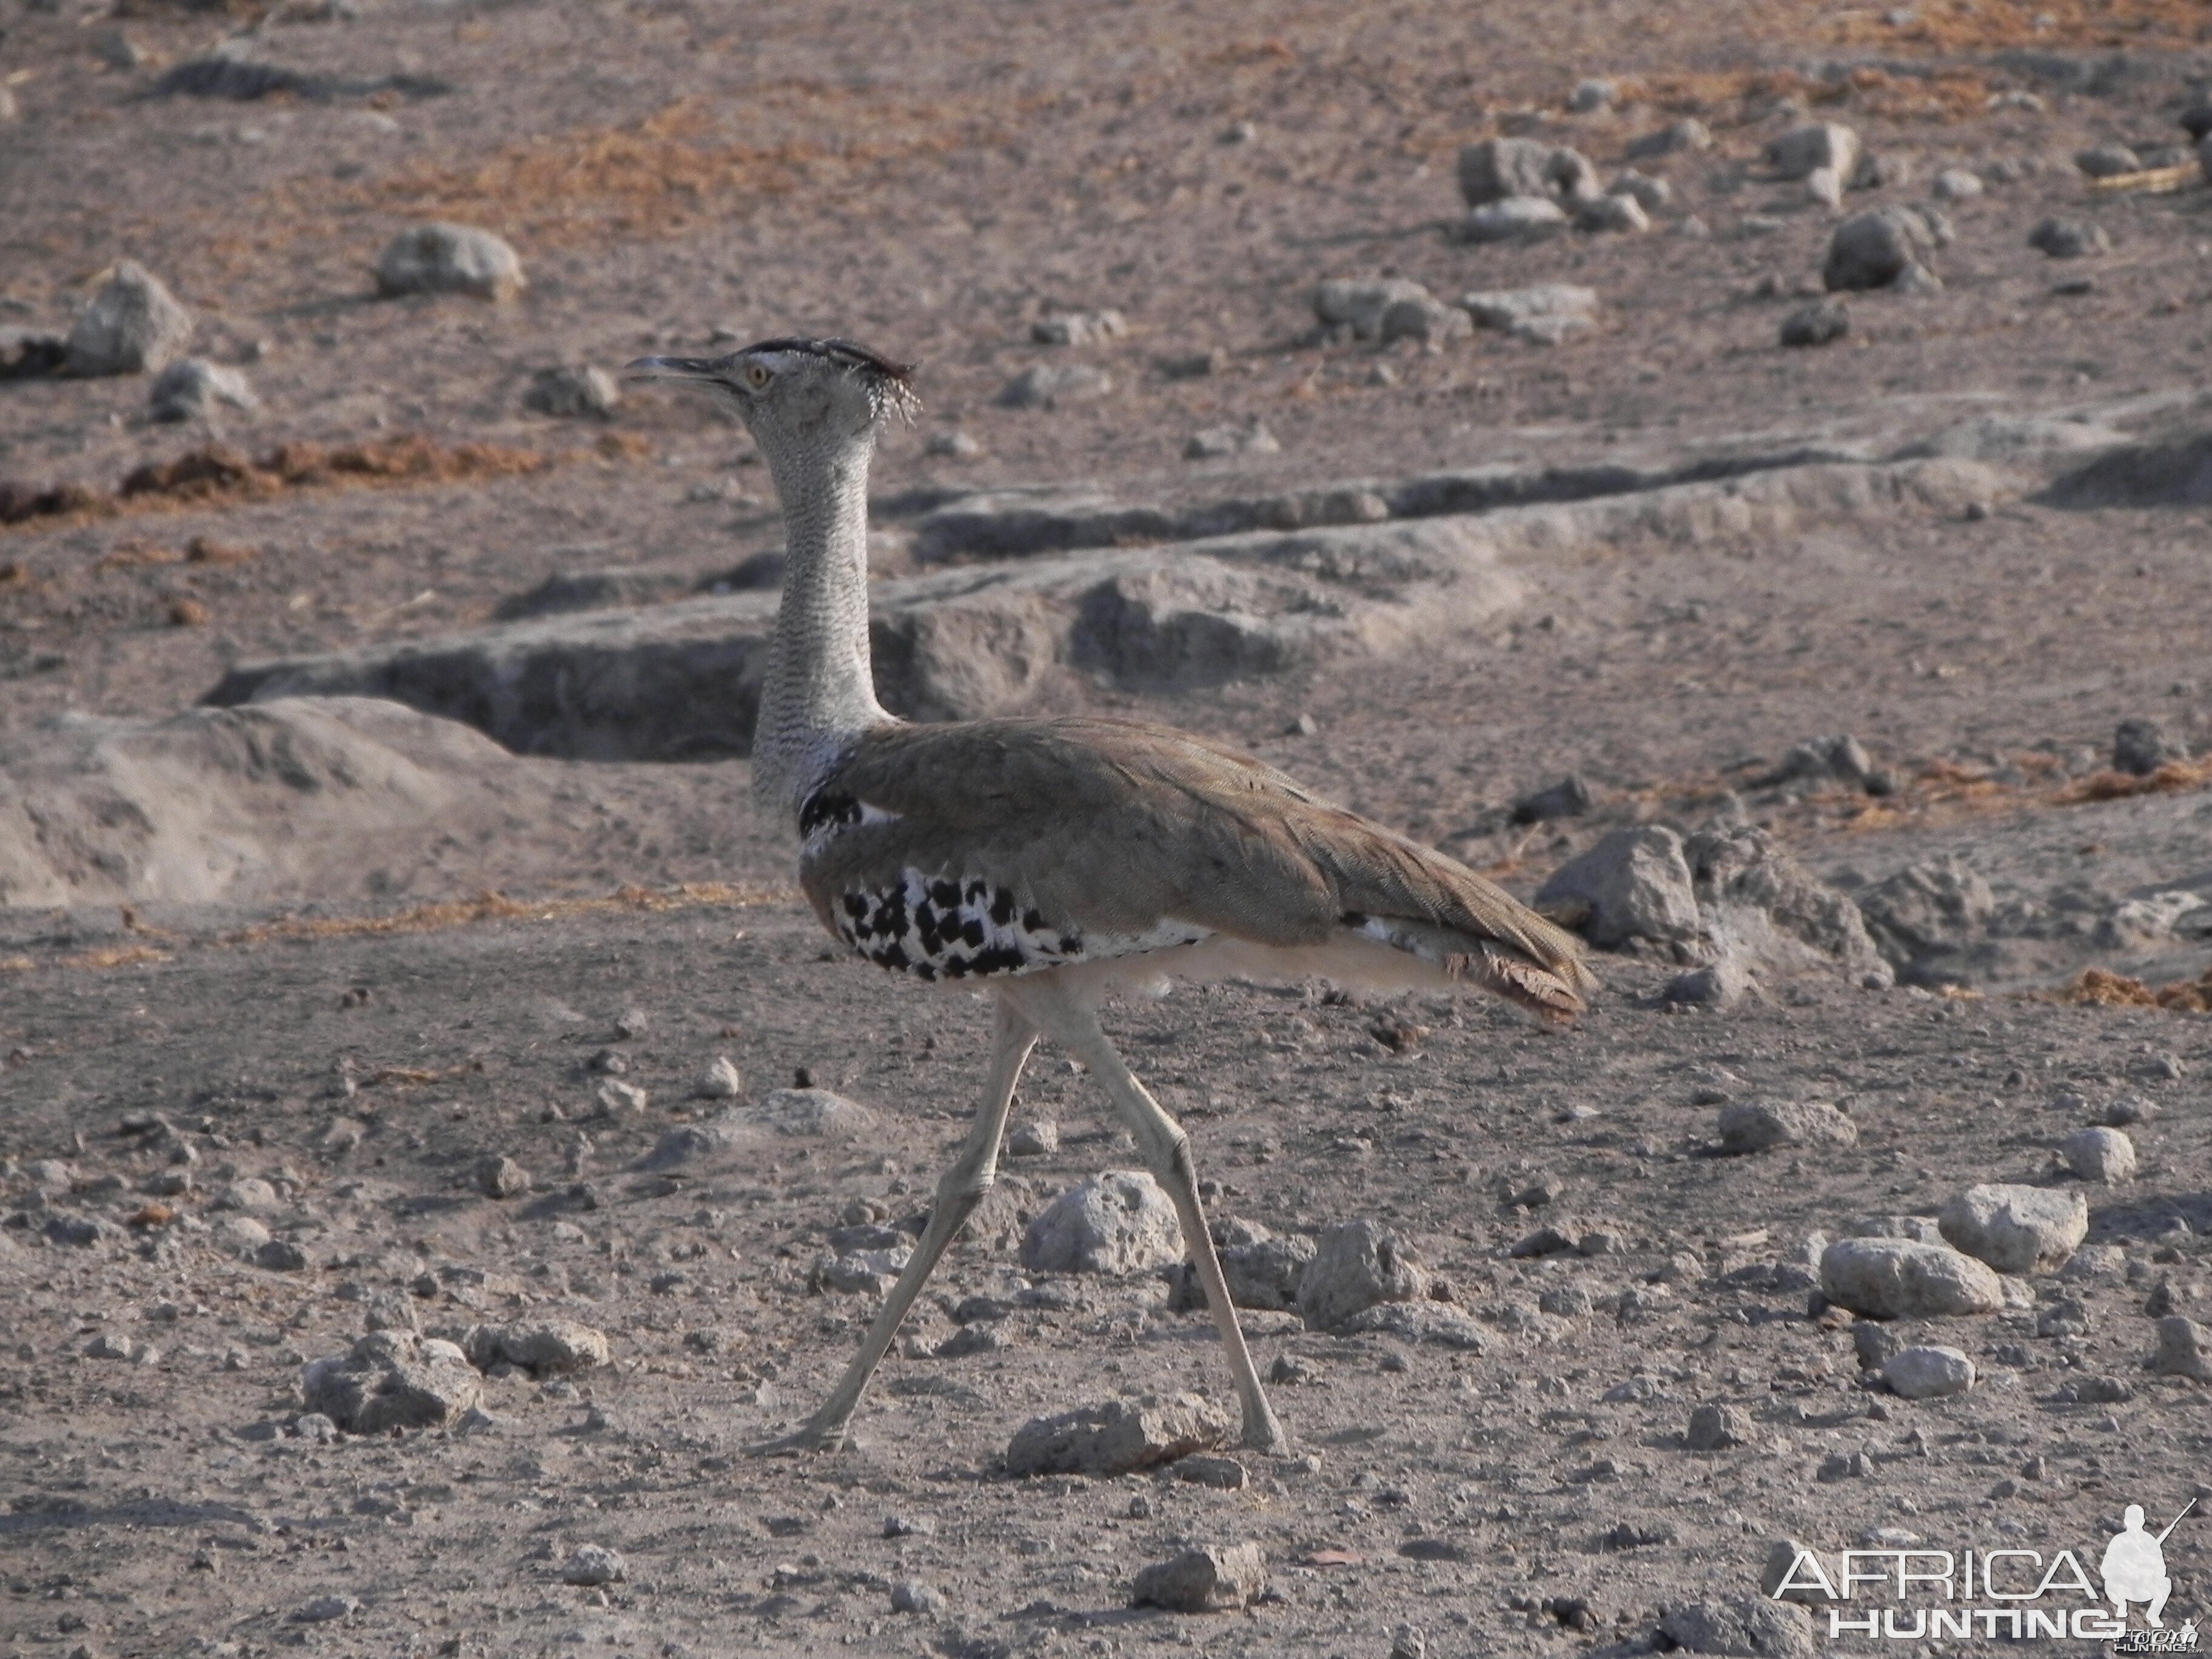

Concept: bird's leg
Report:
left=752, top=1000, right=1036, bottom=1455
left=1005, top=980, right=1287, bottom=1454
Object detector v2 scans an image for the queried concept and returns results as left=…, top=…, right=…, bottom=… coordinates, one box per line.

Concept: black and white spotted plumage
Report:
left=797, top=784, right=1209, bottom=982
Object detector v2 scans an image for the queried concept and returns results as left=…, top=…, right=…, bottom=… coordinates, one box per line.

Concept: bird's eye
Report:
left=744, top=363, right=771, bottom=389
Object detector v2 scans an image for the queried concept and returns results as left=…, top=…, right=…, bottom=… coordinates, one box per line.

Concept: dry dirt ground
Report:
left=5, top=1, right=2212, bottom=1656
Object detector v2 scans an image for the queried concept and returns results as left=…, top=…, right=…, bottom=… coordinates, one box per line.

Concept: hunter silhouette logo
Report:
left=1769, top=1498, right=2197, bottom=1643
left=2103, top=1501, right=2191, bottom=1629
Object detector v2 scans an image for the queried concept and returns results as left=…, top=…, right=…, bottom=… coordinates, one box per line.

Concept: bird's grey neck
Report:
left=752, top=431, right=895, bottom=818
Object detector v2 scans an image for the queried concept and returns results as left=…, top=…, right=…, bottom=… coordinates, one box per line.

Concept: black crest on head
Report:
left=748, top=337, right=916, bottom=384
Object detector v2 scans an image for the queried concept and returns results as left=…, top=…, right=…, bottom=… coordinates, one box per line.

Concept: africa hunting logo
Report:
left=1769, top=1499, right=2197, bottom=1647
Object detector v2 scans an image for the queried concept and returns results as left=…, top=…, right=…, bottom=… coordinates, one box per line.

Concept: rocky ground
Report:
left=5, top=1, right=2212, bottom=1656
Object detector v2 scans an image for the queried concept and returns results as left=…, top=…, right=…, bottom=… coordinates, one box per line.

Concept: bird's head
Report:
left=625, top=338, right=919, bottom=466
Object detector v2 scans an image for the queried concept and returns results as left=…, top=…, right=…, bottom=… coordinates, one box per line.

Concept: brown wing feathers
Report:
left=815, top=717, right=1594, bottom=1017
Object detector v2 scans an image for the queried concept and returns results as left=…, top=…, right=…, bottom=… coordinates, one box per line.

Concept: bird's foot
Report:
left=747, top=1418, right=851, bottom=1457
left=1239, top=1406, right=1289, bottom=1456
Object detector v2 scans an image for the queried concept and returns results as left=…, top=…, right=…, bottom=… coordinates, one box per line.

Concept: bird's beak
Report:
left=623, top=355, right=724, bottom=383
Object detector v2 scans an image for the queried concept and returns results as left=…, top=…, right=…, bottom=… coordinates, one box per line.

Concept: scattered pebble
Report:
left=1937, top=1183, right=2087, bottom=1274
left=1185, top=422, right=1280, bottom=460
left=997, top=363, right=1111, bottom=408
left=1766, top=122, right=1859, bottom=184
left=2028, top=216, right=2110, bottom=260
left=1885, top=1344, right=1976, bottom=1399
left=1931, top=167, right=1983, bottom=201
left=1534, top=826, right=1700, bottom=947
left=523, top=365, right=620, bottom=419
left=1718, top=1101, right=1857, bottom=1155
left=375, top=223, right=525, bottom=302
left=1456, top=137, right=1598, bottom=207
left=691, top=1056, right=743, bottom=1100
left=2061, top=1125, right=2136, bottom=1184
left=560, top=1544, right=626, bottom=1587
left=2113, top=717, right=2188, bottom=775
left=2148, top=1315, right=2211, bottom=1381
left=1456, top=196, right=1569, bottom=244
left=2073, top=143, right=2140, bottom=179
left=925, top=428, right=984, bottom=458
left=889, top=1579, right=945, bottom=1615
left=1005, top=1395, right=1230, bottom=1477
left=291, top=1595, right=360, bottom=1623
left=1297, top=1217, right=1427, bottom=1330
left=1779, top=300, right=1849, bottom=348
left=66, top=261, right=193, bottom=376
left=1575, top=193, right=1649, bottom=234
left=1823, top=205, right=1949, bottom=292
left=1658, top=1598, right=1817, bottom=1659
left=1819, top=1238, right=2003, bottom=1318
left=1020, top=1170, right=1182, bottom=1274
left=1627, top=118, right=1711, bottom=159
left=1130, top=1541, right=1267, bottom=1612
left=474, top=1154, right=531, bottom=1199
left=301, top=1332, right=482, bottom=1432
left=148, top=358, right=258, bottom=421
left=1030, top=310, right=1125, bottom=346
left=1685, top=1402, right=1753, bottom=1451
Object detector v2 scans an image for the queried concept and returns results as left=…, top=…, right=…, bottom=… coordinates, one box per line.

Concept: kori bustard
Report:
left=629, top=337, right=1594, bottom=1455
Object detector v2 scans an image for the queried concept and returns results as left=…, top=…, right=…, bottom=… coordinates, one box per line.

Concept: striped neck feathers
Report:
left=752, top=426, right=894, bottom=817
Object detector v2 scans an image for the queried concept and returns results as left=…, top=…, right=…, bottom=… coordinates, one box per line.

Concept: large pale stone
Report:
left=1297, top=1218, right=1426, bottom=1330
left=1131, top=1543, right=1267, bottom=1612
left=1938, top=1184, right=2088, bottom=1274
left=1005, top=1395, right=1228, bottom=1476
left=1022, top=1171, right=1182, bottom=1275
left=1818, top=1238, right=2004, bottom=1319
left=1535, top=826, right=1700, bottom=946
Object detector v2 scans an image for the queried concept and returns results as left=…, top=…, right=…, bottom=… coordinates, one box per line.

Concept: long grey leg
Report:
left=754, top=998, right=1037, bottom=1454
left=1005, top=978, right=1286, bottom=1453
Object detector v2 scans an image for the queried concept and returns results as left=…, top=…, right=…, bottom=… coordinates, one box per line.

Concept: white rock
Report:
left=594, top=1079, right=649, bottom=1115
left=375, top=223, right=525, bottom=301
left=1297, top=1217, right=1426, bottom=1330
left=1377, top=295, right=1472, bottom=344
left=561, top=1544, right=626, bottom=1586
left=997, top=363, right=1111, bottom=407
left=217, top=1215, right=273, bottom=1253
left=523, top=364, right=620, bottom=419
left=148, top=358, right=258, bottom=421
left=1931, top=168, right=1984, bottom=200
left=1456, top=137, right=1597, bottom=206
left=1031, top=310, right=1125, bottom=346
left=66, top=261, right=193, bottom=376
left=1534, top=825, right=1700, bottom=947
left=758, top=1086, right=872, bottom=1137
left=1818, top=1238, right=2004, bottom=1318
left=1938, top=1183, right=2088, bottom=1273
left=1021, top=1170, right=1183, bottom=1275
left=2061, top=1125, right=2135, bottom=1184
left=691, top=1055, right=743, bottom=1100
left=1717, top=1100, right=1857, bottom=1154
left=1313, top=277, right=1434, bottom=340
left=1576, top=192, right=1649, bottom=233
left=1460, top=283, right=1600, bottom=332
left=1456, top=196, right=1568, bottom=243
left=1804, top=166, right=1844, bottom=209
left=1884, top=1344, right=1975, bottom=1399
left=2150, top=1315, right=2211, bottom=1381
left=1610, top=170, right=1672, bottom=212
left=1767, top=121, right=1860, bottom=183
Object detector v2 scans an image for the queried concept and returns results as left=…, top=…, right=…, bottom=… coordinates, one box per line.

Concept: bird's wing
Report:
left=802, top=716, right=1592, bottom=1014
